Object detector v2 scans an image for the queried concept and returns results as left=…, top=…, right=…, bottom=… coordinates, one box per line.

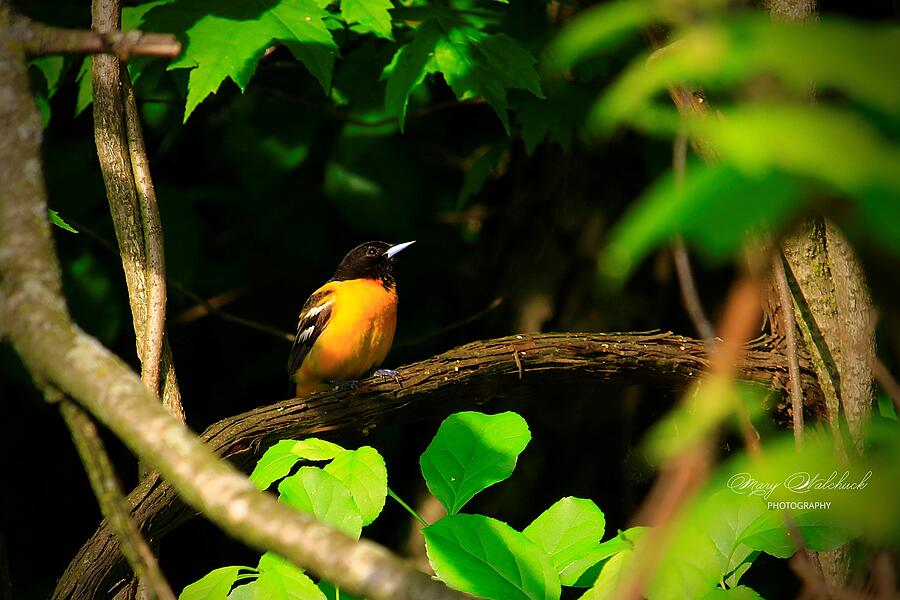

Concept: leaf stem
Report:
left=387, top=487, right=428, bottom=527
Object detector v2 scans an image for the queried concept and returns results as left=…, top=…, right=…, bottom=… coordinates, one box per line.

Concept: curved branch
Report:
left=0, top=16, right=462, bottom=600
left=56, top=330, right=822, bottom=598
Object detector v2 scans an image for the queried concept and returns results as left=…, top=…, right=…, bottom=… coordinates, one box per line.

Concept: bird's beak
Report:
left=384, top=240, right=415, bottom=258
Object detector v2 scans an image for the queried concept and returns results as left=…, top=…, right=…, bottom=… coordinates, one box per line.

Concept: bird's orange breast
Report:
left=296, top=278, right=398, bottom=386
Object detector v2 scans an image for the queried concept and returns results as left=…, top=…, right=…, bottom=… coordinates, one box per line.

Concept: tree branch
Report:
left=11, top=14, right=180, bottom=59
left=56, top=330, right=822, bottom=598
left=58, top=399, right=176, bottom=600
left=0, top=13, right=462, bottom=600
left=91, top=0, right=184, bottom=432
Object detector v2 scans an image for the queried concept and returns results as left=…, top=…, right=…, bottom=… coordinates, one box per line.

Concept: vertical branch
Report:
left=59, top=399, right=176, bottom=600
left=91, top=0, right=183, bottom=424
left=772, top=254, right=804, bottom=445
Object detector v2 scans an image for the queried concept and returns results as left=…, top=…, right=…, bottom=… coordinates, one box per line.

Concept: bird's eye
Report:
left=366, top=246, right=378, bottom=256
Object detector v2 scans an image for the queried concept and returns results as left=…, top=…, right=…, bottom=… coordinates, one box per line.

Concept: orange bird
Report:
left=288, top=241, right=414, bottom=397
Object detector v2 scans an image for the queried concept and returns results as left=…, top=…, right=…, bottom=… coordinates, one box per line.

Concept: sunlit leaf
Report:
left=523, top=497, right=606, bottom=586
left=341, top=0, right=394, bottom=39
left=424, top=514, right=560, bottom=600
left=420, top=411, right=531, bottom=514
left=323, top=446, right=388, bottom=525
left=278, top=467, right=363, bottom=539
left=250, top=440, right=303, bottom=490
left=180, top=566, right=246, bottom=600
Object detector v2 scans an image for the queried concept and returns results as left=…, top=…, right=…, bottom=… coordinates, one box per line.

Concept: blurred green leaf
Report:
left=424, top=514, right=561, bottom=600
left=420, top=411, right=531, bottom=514
left=517, top=83, right=592, bottom=154
left=647, top=525, right=722, bottom=600
left=686, top=104, right=900, bottom=198
left=278, top=467, right=363, bottom=539
left=593, top=14, right=900, bottom=130
left=738, top=510, right=851, bottom=558
left=75, top=57, right=93, bottom=117
left=545, top=0, right=659, bottom=72
left=601, top=164, right=804, bottom=283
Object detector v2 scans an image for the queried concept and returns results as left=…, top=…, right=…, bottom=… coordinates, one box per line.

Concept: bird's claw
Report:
left=373, top=369, right=402, bottom=387
left=330, top=379, right=360, bottom=392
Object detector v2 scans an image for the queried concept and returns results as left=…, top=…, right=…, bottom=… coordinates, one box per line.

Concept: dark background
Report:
left=2, top=0, right=898, bottom=597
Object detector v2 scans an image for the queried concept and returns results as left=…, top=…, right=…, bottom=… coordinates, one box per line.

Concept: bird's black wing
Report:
left=287, top=288, right=334, bottom=382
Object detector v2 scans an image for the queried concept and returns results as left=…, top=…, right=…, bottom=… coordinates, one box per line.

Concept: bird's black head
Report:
left=331, top=241, right=415, bottom=287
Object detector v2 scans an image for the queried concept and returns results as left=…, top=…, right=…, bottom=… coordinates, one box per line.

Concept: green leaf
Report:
left=420, top=411, right=531, bottom=515
left=546, top=0, right=659, bottom=71
left=593, top=14, right=900, bottom=130
left=31, top=56, right=64, bottom=97
left=256, top=562, right=325, bottom=599
left=479, top=34, right=543, bottom=100
left=75, top=57, right=93, bottom=117
left=278, top=467, right=363, bottom=539
left=738, top=510, right=851, bottom=558
left=228, top=582, right=260, bottom=599
left=523, top=497, right=606, bottom=586
left=383, top=19, right=443, bottom=130
left=699, top=493, right=766, bottom=589
left=258, top=551, right=293, bottom=573
left=251, top=440, right=303, bottom=490
left=424, top=514, right=560, bottom=600
left=647, top=526, right=722, bottom=600
left=600, top=164, right=805, bottom=283
left=180, top=566, right=245, bottom=600
left=700, top=586, right=764, bottom=600
left=516, top=83, right=591, bottom=154
left=434, top=27, right=513, bottom=132
left=563, top=527, right=649, bottom=588
left=317, top=581, right=363, bottom=600
left=48, top=210, right=79, bottom=234
left=323, top=446, right=388, bottom=525
left=341, top=0, right=394, bottom=40
left=686, top=103, right=900, bottom=199
left=579, top=547, right=637, bottom=600
left=139, top=0, right=337, bottom=121
left=292, top=438, right=346, bottom=461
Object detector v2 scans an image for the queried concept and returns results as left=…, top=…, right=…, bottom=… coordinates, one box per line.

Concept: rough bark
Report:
left=55, top=330, right=821, bottom=598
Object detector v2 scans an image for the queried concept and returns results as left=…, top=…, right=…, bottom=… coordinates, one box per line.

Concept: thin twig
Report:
left=12, top=15, right=181, bottom=59
left=65, top=217, right=295, bottom=343
left=772, top=253, right=804, bottom=446
left=396, top=297, right=503, bottom=347
left=58, top=398, right=175, bottom=600
left=872, top=357, right=900, bottom=412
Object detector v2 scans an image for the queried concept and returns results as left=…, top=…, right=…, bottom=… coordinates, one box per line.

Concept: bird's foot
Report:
left=373, top=368, right=402, bottom=387
left=329, top=379, right=360, bottom=392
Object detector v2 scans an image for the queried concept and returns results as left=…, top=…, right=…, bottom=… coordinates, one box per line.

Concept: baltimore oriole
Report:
left=288, top=241, right=414, bottom=397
